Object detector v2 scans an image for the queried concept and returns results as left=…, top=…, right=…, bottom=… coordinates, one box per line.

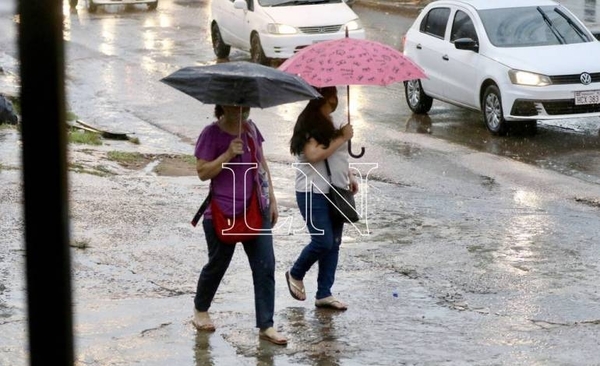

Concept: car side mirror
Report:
left=233, top=0, right=248, bottom=10
left=454, top=37, right=479, bottom=52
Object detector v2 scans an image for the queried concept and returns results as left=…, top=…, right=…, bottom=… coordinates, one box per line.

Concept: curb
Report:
left=355, top=0, right=429, bottom=16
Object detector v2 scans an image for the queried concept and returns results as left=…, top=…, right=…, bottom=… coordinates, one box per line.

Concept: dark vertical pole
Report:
left=18, top=0, right=74, bottom=365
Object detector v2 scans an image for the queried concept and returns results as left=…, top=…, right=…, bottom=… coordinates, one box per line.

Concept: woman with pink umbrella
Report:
left=285, top=86, right=359, bottom=310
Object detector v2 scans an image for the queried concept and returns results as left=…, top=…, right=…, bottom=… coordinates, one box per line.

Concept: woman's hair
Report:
left=214, top=105, right=224, bottom=119
left=289, top=86, right=339, bottom=156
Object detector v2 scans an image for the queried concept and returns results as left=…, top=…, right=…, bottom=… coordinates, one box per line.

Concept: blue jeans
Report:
left=291, top=192, right=344, bottom=300
left=194, top=211, right=275, bottom=329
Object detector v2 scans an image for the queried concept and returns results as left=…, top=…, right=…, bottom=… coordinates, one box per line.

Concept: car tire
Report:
left=405, top=79, right=433, bottom=114
left=69, top=0, right=78, bottom=7
left=251, top=33, right=269, bottom=65
left=211, top=23, right=231, bottom=59
left=482, top=84, right=509, bottom=135
left=148, top=0, right=158, bottom=10
left=88, top=0, right=97, bottom=13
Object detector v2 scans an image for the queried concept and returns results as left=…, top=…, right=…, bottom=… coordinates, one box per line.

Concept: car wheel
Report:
left=88, top=0, right=97, bottom=13
left=482, top=84, right=508, bottom=135
left=251, top=33, right=268, bottom=65
left=148, top=0, right=158, bottom=10
left=211, top=23, right=231, bottom=59
left=405, top=79, right=433, bottom=114
left=69, top=0, right=78, bottom=7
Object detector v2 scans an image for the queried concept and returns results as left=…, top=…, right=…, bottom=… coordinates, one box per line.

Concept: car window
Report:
left=419, top=7, right=451, bottom=39
left=450, top=10, right=478, bottom=43
left=479, top=6, right=591, bottom=47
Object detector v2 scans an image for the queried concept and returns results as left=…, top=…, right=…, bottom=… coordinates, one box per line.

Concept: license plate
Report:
left=574, top=90, right=600, bottom=105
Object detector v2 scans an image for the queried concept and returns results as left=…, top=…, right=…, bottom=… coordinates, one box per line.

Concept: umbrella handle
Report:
left=348, top=140, right=365, bottom=159
left=345, top=84, right=364, bottom=158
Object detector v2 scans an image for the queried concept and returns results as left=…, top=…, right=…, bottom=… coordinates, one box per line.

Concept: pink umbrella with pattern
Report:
left=279, top=33, right=426, bottom=158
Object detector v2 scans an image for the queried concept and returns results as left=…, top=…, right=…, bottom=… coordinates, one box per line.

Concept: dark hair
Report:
left=214, top=105, right=224, bottom=119
left=289, top=86, right=339, bottom=156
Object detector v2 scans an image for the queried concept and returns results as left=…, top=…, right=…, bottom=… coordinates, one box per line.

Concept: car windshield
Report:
left=260, top=0, right=342, bottom=6
left=479, top=6, right=592, bottom=47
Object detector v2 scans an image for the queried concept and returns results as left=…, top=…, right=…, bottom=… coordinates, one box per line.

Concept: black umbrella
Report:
left=160, top=61, right=321, bottom=108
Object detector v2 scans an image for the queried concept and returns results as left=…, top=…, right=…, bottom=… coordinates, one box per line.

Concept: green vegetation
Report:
left=179, top=154, right=196, bottom=165
left=107, top=151, right=144, bottom=164
left=68, top=129, right=102, bottom=145
left=66, top=111, right=78, bottom=121
left=70, top=239, right=90, bottom=249
left=0, top=163, right=18, bottom=171
left=68, top=162, right=114, bottom=177
left=6, top=95, right=20, bottom=115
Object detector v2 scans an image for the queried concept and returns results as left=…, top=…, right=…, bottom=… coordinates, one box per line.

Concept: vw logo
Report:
left=580, top=72, right=592, bottom=85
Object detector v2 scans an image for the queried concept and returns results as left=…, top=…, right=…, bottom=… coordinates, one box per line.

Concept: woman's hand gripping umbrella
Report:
left=278, top=30, right=427, bottom=158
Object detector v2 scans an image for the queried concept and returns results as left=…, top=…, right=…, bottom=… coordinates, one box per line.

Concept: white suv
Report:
left=210, top=0, right=365, bottom=65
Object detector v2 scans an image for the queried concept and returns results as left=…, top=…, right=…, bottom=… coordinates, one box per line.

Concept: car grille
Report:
left=542, top=100, right=600, bottom=115
left=511, top=99, right=600, bottom=116
left=298, top=25, right=342, bottom=34
left=549, top=73, right=600, bottom=85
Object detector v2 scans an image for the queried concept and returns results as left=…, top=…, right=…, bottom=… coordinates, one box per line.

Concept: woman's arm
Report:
left=196, top=137, right=243, bottom=181
left=302, top=123, right=354, bottom=164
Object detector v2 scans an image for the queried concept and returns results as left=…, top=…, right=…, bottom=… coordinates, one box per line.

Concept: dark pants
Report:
left=194, top=212, right=275, bottom=329
left=291, top=192, right=344, bottom=300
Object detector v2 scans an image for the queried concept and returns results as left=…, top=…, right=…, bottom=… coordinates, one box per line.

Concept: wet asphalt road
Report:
left=1, top=0, right=600, bottom=365
left=2, top=0, right=599, bottom=183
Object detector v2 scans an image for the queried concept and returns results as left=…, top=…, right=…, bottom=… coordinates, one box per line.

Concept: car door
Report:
left=405, top=6, right=452, bottom=100
left=442, top=8, right=482, bottom=109
left=238, top=0, right=257, bottom=51
left=215, top=0, right=247, bottom=49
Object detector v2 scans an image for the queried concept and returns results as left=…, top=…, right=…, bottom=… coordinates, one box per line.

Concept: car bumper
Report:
left=91, top=0, right=156, bottom=4
left=502, top=84, right=600, bottom=121
left=259, top=29, right=366, bottom=59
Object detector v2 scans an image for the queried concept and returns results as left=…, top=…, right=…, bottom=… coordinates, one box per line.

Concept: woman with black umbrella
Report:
left=192, top=104, right=287, bottom=346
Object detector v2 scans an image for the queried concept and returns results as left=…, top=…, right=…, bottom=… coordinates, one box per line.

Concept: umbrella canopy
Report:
left=278, top=37, right=426, bottom=87
left=279, top=36, right=426, bottom=158
left=161, top=61, right=321, bottom=108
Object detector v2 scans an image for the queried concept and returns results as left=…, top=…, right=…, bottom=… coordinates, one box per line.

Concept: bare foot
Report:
left=259, top=327, right=288, bottom=345
left=192, top=309, right=215, bottom=332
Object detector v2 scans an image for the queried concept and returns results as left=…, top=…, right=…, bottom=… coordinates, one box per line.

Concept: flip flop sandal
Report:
left=315, top=297, right=348, bottom=311
left=285, top=271, right=306, bottom=301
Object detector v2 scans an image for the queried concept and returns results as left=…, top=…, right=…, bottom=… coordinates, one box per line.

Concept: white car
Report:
left=210, top=0, right=365, bottom=65
left=69, top=0, right=158, bottom=13
left=402, top=0, right=600, bottom=135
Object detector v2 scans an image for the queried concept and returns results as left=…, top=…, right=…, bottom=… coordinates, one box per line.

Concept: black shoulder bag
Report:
left=324, top=159, right=359, bottom=223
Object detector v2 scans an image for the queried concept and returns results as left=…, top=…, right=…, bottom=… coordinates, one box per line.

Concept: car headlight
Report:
left=267, top=23, right=297, bottom=35
left=343, top=19, right=363, bottom=31
left=508, top=70, right=552, bottom=86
